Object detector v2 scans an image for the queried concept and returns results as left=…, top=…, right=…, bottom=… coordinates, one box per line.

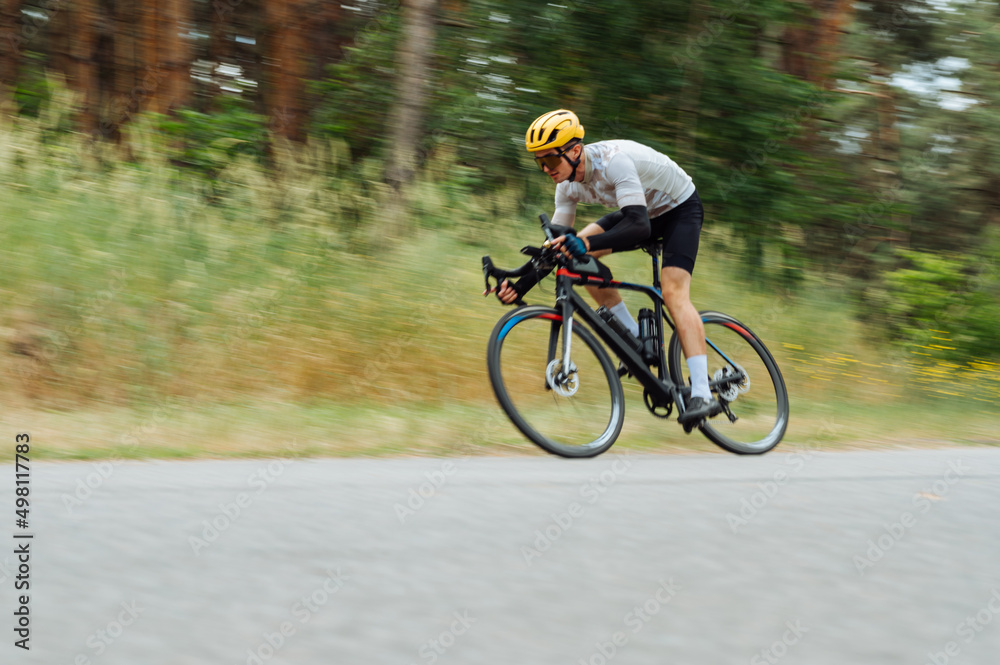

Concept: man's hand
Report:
left=483, top=279, right=520, bottom=304
left=551, top=233, right=590, bottom=259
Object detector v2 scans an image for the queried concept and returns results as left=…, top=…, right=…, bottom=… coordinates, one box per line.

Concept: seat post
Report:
left=649, top=242, right=662, bottom=291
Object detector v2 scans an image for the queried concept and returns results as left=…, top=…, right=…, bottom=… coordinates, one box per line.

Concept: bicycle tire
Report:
left=668, top=311, right=788, bottom=454
left=487, top=305, right=625, bottom=458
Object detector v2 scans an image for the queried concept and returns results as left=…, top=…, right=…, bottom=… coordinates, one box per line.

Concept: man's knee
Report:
left=660, top=271, right=691, bottom=308
left=661, top=288, right=688, bottom=310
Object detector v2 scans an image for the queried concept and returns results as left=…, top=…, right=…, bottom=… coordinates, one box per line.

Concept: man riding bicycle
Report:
left=495, top=109, right=722, bottom=426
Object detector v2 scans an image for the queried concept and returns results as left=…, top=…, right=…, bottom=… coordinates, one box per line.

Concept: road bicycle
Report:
left=482, top=215, right=789, bottom=458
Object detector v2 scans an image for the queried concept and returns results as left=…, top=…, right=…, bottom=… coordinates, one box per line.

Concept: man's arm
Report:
left=550, top=183, right=578, bottom=228
left=585, top=154, right=651, bottom=252
left=497, top=185, right=578, bottom=303
left=585, top=206, right=650, bottom=252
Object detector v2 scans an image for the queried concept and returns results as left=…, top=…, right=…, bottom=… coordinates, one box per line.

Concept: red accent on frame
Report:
left=538, top=314, right=563, bottom=322
left=555, top=268, right=621, bottom=287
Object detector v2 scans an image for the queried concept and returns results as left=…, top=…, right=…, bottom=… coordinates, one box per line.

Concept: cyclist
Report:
left=496, top=109, right=721, bottom=425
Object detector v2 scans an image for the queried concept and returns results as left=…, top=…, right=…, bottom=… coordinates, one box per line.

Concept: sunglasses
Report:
left=533, top=145, right=577, bottom=172
left=533, top=152, right=564, bottom=172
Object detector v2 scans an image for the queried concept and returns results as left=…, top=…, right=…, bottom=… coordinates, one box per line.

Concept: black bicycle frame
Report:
left=551, top=244, right=688, bottom=413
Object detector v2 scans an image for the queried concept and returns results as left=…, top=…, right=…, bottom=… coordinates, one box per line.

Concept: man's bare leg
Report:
left=661, top=266, right=720, bottom=422
left=660, top=266, right=705, bottom=359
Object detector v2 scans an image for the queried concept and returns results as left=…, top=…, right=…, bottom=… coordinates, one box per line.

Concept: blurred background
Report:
left=0, top=0, right=997, bottom=458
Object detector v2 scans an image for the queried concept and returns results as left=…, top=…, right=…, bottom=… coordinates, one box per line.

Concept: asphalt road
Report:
left=3, top=447, right=999, bottom=665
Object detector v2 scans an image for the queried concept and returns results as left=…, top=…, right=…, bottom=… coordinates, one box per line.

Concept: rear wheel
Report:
left=488, top=306, right=625, bottom=458
left=668, top=311, right=788, bottom=454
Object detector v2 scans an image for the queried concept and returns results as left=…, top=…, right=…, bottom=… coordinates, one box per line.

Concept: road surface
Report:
left=3, top=447, right=999, bottom=664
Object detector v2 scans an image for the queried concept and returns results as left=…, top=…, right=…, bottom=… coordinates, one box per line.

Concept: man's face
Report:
left=533, top=144, right=581, bottom=184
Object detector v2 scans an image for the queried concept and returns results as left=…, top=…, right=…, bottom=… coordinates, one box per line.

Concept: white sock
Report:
left=686, top=354, right=712, bottom=400
left=610, top=301, right=639, bottom=337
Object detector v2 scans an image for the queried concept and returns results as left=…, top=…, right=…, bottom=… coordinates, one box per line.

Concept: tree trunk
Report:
left=781, top=0, right=855, bottom=87
left=105, top=0, right=189, bottom=125
left=386, top=0, right=438, bottom=189
left=103, top=0, right=142, bottom=138
left=263, top=0, right=309, bottom=140
left=158, top=0, right=191, bottom=114
left=306, top=1, right=344, bottom=83
left=64, top=0, right=100, bottom=134
left=872, top=71, right=907, bottom=249
left=0, top=0, right=25, bottom=106
left=208, top=0, right=231, bottom=64
left=139, top=1, right=161, bottom=109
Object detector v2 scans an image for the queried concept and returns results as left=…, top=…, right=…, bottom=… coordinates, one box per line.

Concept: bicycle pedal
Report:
left=617, top=362, right=631, bottom=378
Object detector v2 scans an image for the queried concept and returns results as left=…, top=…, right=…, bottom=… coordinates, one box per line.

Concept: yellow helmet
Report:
left=525, top=110, right=585, bottom=152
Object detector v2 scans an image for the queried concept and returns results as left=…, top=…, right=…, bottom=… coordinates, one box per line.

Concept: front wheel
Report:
left=668, top=311, right=789, bottom=454
left=488, top=306, right=625, bottom=458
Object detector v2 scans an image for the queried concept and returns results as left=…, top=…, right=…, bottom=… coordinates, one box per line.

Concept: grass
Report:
left=0, top=115, right=997, bottom=461
left=2, top=394, right=996, bottom=463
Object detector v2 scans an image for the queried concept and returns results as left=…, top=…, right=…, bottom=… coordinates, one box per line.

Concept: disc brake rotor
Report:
left=713, top=364, right=749, bottom=402
left=546, top=359, right=579, bottom=397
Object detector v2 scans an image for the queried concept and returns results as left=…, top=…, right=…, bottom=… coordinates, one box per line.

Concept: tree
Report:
left=386, top=0, right=439, bottom=189
left=262, top=0, right=309, bottom=140
left=304, top=0, right=346, bottom=84
left=0, top=0, right=25, bottom=106
left=48, top=0, right=100, bottom=134
left=944, top=1, right=1000, bottom=226
left=781, top=0, right=856, bottom=87
left=48, top=0, right=193, bottom=138
left=138, top=0, right=192, bottom=116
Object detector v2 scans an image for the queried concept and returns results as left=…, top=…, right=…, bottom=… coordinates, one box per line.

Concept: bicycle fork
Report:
left=560, top=300, right=575, bottom=377
left=544, top=300, right=576, bottom=393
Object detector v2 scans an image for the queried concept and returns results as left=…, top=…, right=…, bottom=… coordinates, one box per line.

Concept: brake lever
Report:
left=482, top=256, right=495, bottom=297
left=539, top=213, right=556, bottom=243
left=481, top=256, right=519, bottom=304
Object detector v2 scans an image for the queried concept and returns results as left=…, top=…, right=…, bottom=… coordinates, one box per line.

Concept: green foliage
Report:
left=12, top=52, right=51, bottom=119
left=156, top=96, right=269, bottom=175
left=856, top=0, right=948, bottom=65
left=310, top=9, right=401, bottom=161
left=882, top=245, right=1000, bottom=360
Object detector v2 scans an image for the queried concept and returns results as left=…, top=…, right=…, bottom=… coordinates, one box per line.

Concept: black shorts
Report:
left=650, top=190, right=703, bottom=274
left=598, top=190, right=704, bottom=274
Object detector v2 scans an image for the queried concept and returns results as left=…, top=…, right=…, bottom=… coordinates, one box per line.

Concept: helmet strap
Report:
left=560, top=142, right=582, bottom=182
